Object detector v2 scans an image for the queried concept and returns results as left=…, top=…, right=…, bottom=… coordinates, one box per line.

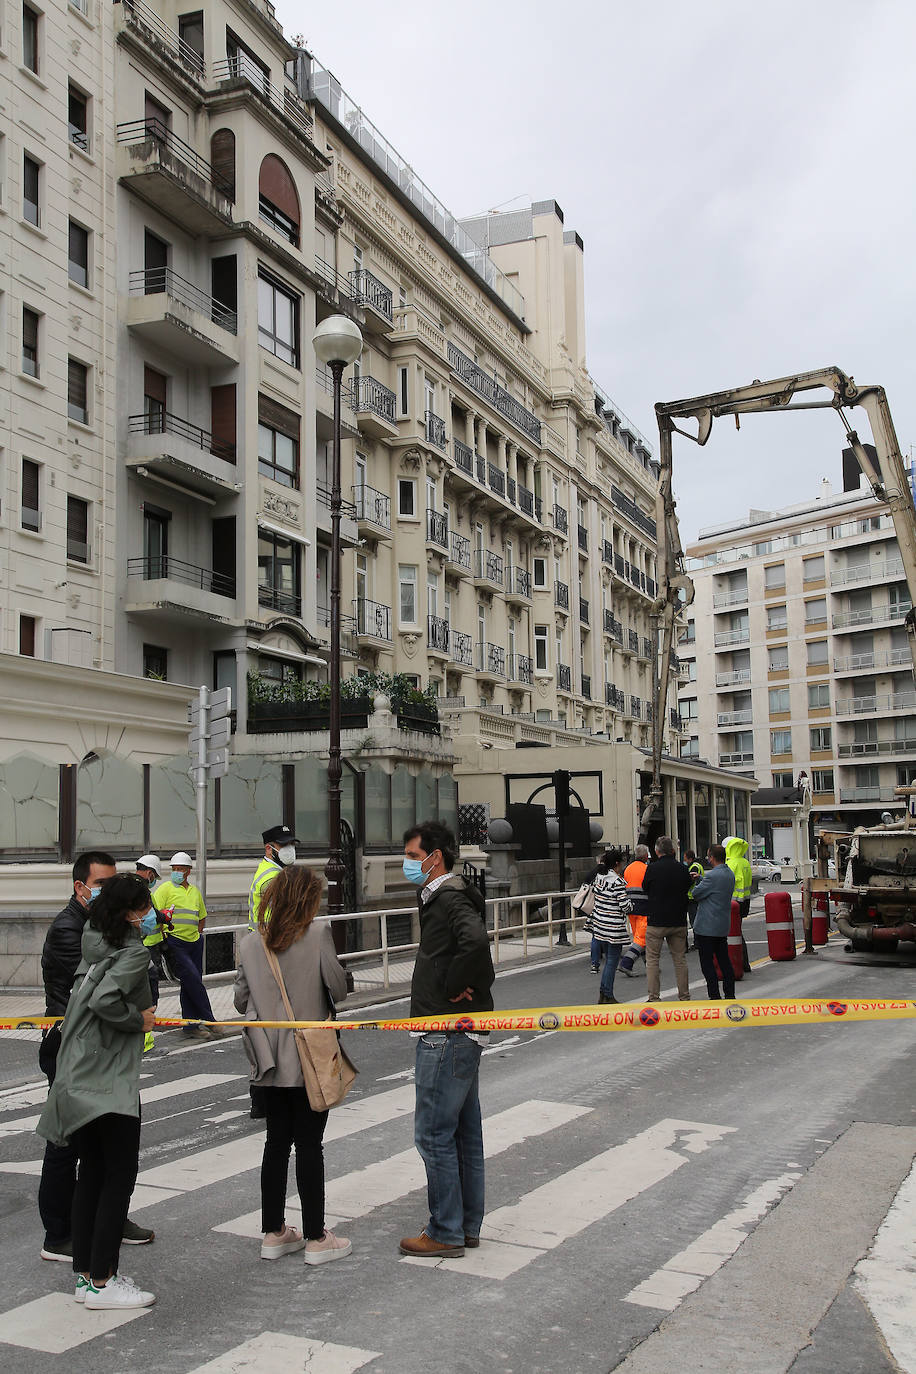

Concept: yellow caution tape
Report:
left=2, top=999, right=914, bottom=1034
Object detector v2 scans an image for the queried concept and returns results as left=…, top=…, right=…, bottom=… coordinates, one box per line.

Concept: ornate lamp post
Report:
left=312, top=314, right=363, bottom=917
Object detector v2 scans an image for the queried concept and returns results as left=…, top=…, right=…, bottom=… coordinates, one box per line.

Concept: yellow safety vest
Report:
left=155, top=880, right=207, bottom=942
left=248, top=857, right=280, bottom=931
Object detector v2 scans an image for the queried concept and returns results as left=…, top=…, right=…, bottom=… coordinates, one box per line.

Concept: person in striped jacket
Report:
left=589, top=849, right=633, bottom=1005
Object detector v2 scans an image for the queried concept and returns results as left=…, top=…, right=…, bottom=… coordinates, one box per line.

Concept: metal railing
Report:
left=426, top=508, right=449, bottom=549
left=348, top=267, right=393, bottom=321
left=832, top=603, right=911, bottom=630
left=837, top=691, right=916, bottom=716
left=716, top=669, right=752, bottom=686
left=838, top=737, right=916, bottom=757
left=473, top=548, right=504, bottom=586
left=116, top=119, right=234, bottom=199
left=427, top=614, right=450, bottom=652
left=316, top=482, right=357, bottom=519
left=717, top=709, right=753, bottom=726
left=258, top=584, right=301, bottom=616
left=713, top=587, right=749, bottom=608
left=606, top=684, right=624, bottom=709
left=353, top=598, right=392, bottom=640
left=487, top=463, right=506, bottom=497
left=425, top=411, right=447, bottom=449
left=577, top=523, right=588, bottom=551
left=714, top=628, right=751, bottom=646
left=314, top=366, right=353, bottom=406
left=128, top=267, right=238, bottom=333
left=579, top=598, right=590, bottom=625
left=628, top=629, right=640, bottom=654
left=508, top=653, right=533, bottom=685
left=555, top=580, right=569, bottom=609
left=128, top=555, right=235, bottom=597
left=449, top=531, right=471, bottom=570
left=830, top=559, right=905, bottom=587
left=602, top=539, right=614, bottom=565
left=611, top=484, right=657, bottom=539
left=352, top=484, right=391, bottom=530
left=122, top=0, right=205, bottom=77
left=353, top=375, right=397, bottom=424
left=507, top=566, right=531, bottom=599
left=212, top=55, right=313, bottom=142
left=719, top=751, right=754, bottom=766
left=557, top=663, right=572, bottom=691
left=553, top=503, right=568, bottom=534
left=838, top=787, right=883, bottom=803
left=451, top=629, right=473, bottom=667
left=581, top=674, right=591, bottom=699
left=128, top=410, right=235, bottom=463
left=834, top=648, right=912, bottom=673
left=446, top=342, right=541, bottom=443
left=477, top=641, right=506, bottom=676
left=453, top=438, right=473, bottom=475
left=630, top=695, right=642, bottom=718
left=518, top=485, right=537, bottom=518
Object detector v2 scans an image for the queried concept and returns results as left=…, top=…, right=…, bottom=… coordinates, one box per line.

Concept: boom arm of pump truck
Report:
left=639, top=367, right=916, bottom=841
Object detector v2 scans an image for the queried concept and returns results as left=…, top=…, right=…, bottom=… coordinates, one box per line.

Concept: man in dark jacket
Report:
left=37, top=851, right=154, bottom=1261
left=399, top=821, right=495, bottom=1259
left=641, top=836, right=693, bottom=1002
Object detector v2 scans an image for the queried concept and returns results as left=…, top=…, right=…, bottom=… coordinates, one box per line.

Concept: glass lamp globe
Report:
left=313, top=314, right=363, bottom=367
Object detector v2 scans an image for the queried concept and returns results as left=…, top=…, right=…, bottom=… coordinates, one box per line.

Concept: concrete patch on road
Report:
left=613, top=1122, right=916, bottom=1374
left=854, top=1156, right=916, bottom=1374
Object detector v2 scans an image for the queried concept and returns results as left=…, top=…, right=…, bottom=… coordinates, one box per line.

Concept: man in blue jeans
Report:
left=399, top=821, right=495, bottom=1258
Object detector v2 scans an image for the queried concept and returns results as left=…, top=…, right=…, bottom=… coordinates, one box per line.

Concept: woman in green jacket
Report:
left=38, top=874, right=157, bottom=1310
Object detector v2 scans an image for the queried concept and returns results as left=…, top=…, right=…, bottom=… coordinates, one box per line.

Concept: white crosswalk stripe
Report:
left=185, top=1333, right=380, bottom=1374
left=0, top=1293, right=152, bottom=1353
left=0, top=1073, right=242, bottom=1137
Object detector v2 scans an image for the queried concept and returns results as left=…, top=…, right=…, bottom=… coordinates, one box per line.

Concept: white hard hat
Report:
left=137, top=854, right=161, bottom=877
left=170, top=851, right=193, bottom=867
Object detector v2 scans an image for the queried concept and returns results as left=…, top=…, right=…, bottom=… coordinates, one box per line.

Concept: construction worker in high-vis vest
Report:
left=136, top=854, right=167, bottom=1052
left=724, top=835, right=753, bottom=972
left=248, top=824, right=298, bottom=930
left=156, top=851, right=221, bottom=1040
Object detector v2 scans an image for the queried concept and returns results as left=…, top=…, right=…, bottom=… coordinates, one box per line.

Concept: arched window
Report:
left=259, top=154, right=299, bottom=246
left=210, top=128, right=236, bottom=202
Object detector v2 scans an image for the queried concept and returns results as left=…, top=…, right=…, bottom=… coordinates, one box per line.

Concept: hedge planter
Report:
left=247, top=696, right=373, bottom=734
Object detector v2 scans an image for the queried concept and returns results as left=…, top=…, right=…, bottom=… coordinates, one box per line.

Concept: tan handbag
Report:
left=261, top=942, right=357, bottom=1112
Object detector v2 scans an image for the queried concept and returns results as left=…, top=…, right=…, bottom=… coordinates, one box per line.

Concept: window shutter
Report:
left=259, top=154, right=299, bottom=226
left=258, top=392, right=299, bottom=441
left=210, top=384, right=237, bottom=462
left=144, top=366, right=168, bottom=406
left=22, top=459, right=39, bottom=512
left=68, top=359, right=87, bottom=413
left=210, top=129, right=236, bottom=201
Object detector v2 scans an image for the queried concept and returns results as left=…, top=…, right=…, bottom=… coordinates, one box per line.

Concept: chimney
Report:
left=820, top=478, right=832, bottom=500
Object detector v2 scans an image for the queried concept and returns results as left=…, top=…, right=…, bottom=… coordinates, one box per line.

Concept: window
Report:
left=143, top=505, right=169, bottom=571
left=177, top=11, right=204, bottom=62
left=258, top=155, right=300, bottom=246
left=768, top=687, right=790, bottom=713
left=897, top=765, right=916, bottom=787
left=808, top=683, right=830, bottom=709
left=768, top=644, right=789, bottom=670
left=257, top=394, right=299, bottom=487
left=397, top=366, right=409, bottom=417
left=772, top=771, right=794, bottom=788
left=805, top=597, right=827, bottom=623
left=23, top=4, right=39, bottom=73
left=397, top=478, right=416, bottom=517
left=21, top=459, right=40, bottom=531
left=534, top=625, right=549, bottom=671
left=143, top=644, right=168, bottom=680
left=770, top=729, right=792, bottom=754
left=680, top=697, right=698, bottom=722
left=687, top=659, right=697, bottom=681
left=812, top=769, right=834, bottom=792
left=680, top=620, right=696, bottom=644
left=22, top=307, right=39, bottom=376
left=764, top=564, right=786, bottom=590
left=803, top=555, right=825, bottom=582
left=681, top=738, right=699, bottom=758
left=398, top=565, right=417, bottom=623
left=533, top=556, right=547, bottom=588
left=68, top=85, right=89, bottom=152
left=66, top=495, right=89, bottom=562
left=809, top=726, right=832, bottom=752
left=807, top=639, right=828, bottom=666
left=766, top=604, right=787, bottom=631
left=143, top=366, right=167, bottom=429
left=68, top=220, right=89, bottom=288
left=19, top=614, right=36, bottom=657
left=259, top=655, right=301, bottom=687
left=23, top=154, right=40, bottom=225
left=210, top=128, right=236, bottom=201
left=257, top=531, right=300, bottom=615
left=257, top=271, right=299, bottom=366
left=67, top=358, right=89, bottom=423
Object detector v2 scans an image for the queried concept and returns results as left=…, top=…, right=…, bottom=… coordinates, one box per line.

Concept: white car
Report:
left=752, top=858, right=782, bottom=883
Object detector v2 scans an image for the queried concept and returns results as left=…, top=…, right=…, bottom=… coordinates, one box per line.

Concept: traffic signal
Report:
left=552, top=769, right=572, bottom=817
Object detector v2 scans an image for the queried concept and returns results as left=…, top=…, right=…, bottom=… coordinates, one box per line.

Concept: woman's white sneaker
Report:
left=304, top=1230, right=352, bottom=1265
left=74, top=1275, right=90, bottom=1304
left=84, top=1273, right=156, bottom=1309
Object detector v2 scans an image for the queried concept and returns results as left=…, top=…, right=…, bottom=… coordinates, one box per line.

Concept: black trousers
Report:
left=695, top=934, right=736, bottom=1000
left=71, top=1113, right=141, bottom=1280
left=37, top=1026, right=76, bottom=1245
left=260, top=1086, right=328, bottom=1238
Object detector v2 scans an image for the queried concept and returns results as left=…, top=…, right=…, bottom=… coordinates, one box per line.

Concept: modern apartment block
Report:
left=677, top=473, right=916, bottom=837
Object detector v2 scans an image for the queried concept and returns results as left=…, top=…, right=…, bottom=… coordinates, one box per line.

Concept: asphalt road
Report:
left=0, top=920, right=913, bottom=1374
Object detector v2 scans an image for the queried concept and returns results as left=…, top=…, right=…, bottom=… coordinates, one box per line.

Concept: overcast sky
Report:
left=276, top=0, right=916, bottom=544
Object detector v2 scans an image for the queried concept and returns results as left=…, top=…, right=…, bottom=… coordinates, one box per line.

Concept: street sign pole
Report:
left=195, top=684, right=209, bottom=905
left=188, top=684, right=232, bottom=908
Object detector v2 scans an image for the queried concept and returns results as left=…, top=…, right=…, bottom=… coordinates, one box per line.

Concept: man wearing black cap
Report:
left=248, top=824, right=297, bottom=931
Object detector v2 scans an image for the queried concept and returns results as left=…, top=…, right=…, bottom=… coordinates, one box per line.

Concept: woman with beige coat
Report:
left=234, top=865, right=350, bottom=1264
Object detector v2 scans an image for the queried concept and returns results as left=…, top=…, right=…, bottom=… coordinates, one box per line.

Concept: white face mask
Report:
left=276, top=844, right=296, bottom=866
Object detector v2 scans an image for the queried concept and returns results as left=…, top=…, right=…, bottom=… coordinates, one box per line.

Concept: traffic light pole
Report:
left=553, top=768, right=571, bottom=946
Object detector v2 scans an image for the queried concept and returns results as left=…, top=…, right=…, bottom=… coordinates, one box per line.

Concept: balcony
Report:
left=557, top=663, right=572, bottom=692
left=518, top=485, right=539, bottom=520
left=352, top=376, right=397, bottom=436
left=426, top=508, right=449, bottom=551
left=315, top=483, right=359, bottom=550
left=453, top=438, right=474, bottom=476
left=258, top=584, right=301, bottom=617
left=116, top=119, right=233, bottom=233
left=630, top=695, right=642, bottom=719
left=425, top=411, right=447, bottom=450
left=348, top=267, right=393, bottom=329
left=838, top=737, right=916, bottom=758
left=836, top=690, right=916, bottom=716
left=427, top=614, right=450, bottom=656
left=716, top=669, right=752, bottom=687
left=832, top=602, right=912, bottom=631
left=554, top=580, right=569, bottom=610
left=127, top=556, right=236, bottom=626
left=602, top=539, right=614, bottom=565
left=717, top=709, right=753, bottom=726
left=714, top=628, right=751, bottom=648
left=830, top=559, right=905, bottom=587
left=639, top=636, right=652, bottom=660
left=118, top=0, right=205, bottom=82
left=713, top=586, right=749, bottom=609
left=127, top=268, right=238, bottom=365
left=506, top=566, right=531, bottom=602
left=508, top=653, right=533, bottom=686
left=606, top=684, right=624, bottom=709
left=627, top=629, right=640, bottom=654
left=126, top=411, right=238, bottom=499
left=604, top=610, right=623, bottom=644
left=353, top=598, right=392, bottom=642
left=476, top=642, right=506, bottom=678
left=447, top=342, right=541, bottom=444
left=473, top=548, right=504, bottom=589
left=719, top=751, right=755, bottom=767
left=448, top=531, right=471, bottom=575
left=838, top=787, right=884, bottom=803
left=481, top=463, right=504, bottom=498
left=581, top=674, right=591, bottom=700
left=211, top=56, right=313, bottom=146
left=833, top=648, right=912, bottom=673
left=553, top=504, right=569, bottom=535
left=312, top=606, right=358, bottom=659
left=577, top=524, right=588, bottom=551
left=451, top=629, right=474, bottom=668
left=352, top=484, right=391, bottom=536
left=611, top=484, right=657, bottom=540
left=579, top=598, right=590, bottom=625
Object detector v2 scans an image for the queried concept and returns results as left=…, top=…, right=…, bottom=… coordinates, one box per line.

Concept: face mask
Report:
left=275, top=844, right=296, bottom=867
left=403, top=857, right=428, bottom=886
left=80, top=883, right=101, bottom=904
left=139, top=912, right=159, bottom=937
left=171, top=871, right=186, bottom=885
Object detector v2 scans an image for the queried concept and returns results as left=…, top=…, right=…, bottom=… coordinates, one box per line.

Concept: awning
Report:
left=257, top=516, right=311, bottom=546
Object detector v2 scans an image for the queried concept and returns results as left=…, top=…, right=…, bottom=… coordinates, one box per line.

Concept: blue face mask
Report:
left=171, top=871, right=186, bottom=885
left=139, top=912, right=158, bottom=937
left=87, top=886, right=102, bottom=903
left=403, top=856, right=428, bottom=886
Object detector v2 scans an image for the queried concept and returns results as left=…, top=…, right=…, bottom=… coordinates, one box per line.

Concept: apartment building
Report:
left=677, top=475, right=916, bottom=838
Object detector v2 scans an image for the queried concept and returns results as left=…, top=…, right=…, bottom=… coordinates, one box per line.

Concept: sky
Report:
left=275, top=0, right=916, bottom=544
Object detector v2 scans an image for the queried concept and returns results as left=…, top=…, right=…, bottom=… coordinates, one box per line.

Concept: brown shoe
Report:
left=399, top=1230, right=464, bottom=1257
left=464, top=1235, right=480, bottom=1248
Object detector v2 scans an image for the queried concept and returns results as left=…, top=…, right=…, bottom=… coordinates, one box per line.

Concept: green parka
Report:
left=37, top=925, right=152, bottom=1147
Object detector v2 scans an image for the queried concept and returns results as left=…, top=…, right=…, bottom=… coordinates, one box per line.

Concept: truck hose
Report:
left=833, top=912, right=916, bottom=946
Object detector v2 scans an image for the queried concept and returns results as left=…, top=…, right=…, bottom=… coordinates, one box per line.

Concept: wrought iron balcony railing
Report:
left=557, top=663, right=572, bottom=692
left=427, top=615, right=450, bottom=652
left=353, top=375, right=397, bottom=424
left=553, top=503, right=568, bottom=534
left=555, top=581, right=569, bottom=610
left=352, top=484, right=391, bottom=530
left=581, top=674, right=591, bottom=699
left=353, top=598, right=392, bottom=640
left=508, top=566, right=531, bottom=599
left=630, top=695, right=642, bottom=718
left=129, top=555, right=235, bottom=597
left=473, top=548, right=504, bottom=586
left=508, top=653, right=533, bottom=685
left=487, top=463, right=506, bottom=497
left=451, top=629, right=474, bottom=667
left=257, top=584, right=300, bottom=616
left=129, top=267, right=237, bottom=332
left=348, top=267, right=393, bottom=321
left=579, top=598, right=590, bottom=625
left=449, top=531, right=471, bottom=570
left=425, top=411, right=447, bottom=449
left=477, top=641, right=506, bottom=676
left=577, top=523, right=588, bottom=551
left=602, top=539, right=614, bottom=565
left=453, top=438, right=473, bottom=475
left=128, top=409, right=236, bottom=462
left=518, top=484, right=536, bottom=517
left=606, top=684, right=624, bottom=708
left=628, top=629, right=640, bottom=654
left=611, top=484, right=657, bottom=539
left=446, top=342, right=541, bottom=443
left=426, top=508, right=449, bottom=549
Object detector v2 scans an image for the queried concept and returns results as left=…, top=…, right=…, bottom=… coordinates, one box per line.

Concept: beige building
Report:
left=677, top=476, right=915, bottom=844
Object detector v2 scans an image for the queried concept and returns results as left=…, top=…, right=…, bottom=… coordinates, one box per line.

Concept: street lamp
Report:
left=313, top=313, right=363, bottom=920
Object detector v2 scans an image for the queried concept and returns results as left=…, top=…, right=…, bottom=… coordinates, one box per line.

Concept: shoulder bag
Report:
left=571, top=881, right=596, bottom=917
left=261, top=941, right=357, bottom=1112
